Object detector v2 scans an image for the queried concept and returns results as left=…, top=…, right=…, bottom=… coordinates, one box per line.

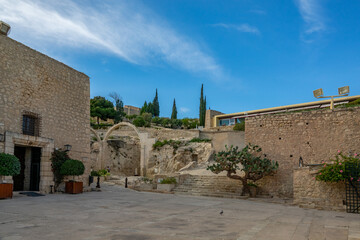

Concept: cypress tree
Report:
left=147, top=102, right=154, bottom=116
left=171, top=98, right=177, bottom=119
left=199, top=84, right=206, bottom=126
left=153, top=89, right=160, bottom=117
left=140, top=101, right=148, bottom=115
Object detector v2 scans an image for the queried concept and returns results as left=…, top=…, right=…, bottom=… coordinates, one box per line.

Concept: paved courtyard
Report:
left=0, top=185, right=360, bottom=240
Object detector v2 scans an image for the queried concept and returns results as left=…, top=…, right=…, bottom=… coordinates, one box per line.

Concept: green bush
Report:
left=51, top=150, right=70, bottom=188
left=133, top=116, right=146, bottom=127
left=161, top=118, right=171, bottom=128
left=90, top=170, right=100, bottom=177
left=316, top=153, right=360, bottom=183
left=233, top=122, right=245, bottom=131
left=153, top=139, right=182, bottom=150
left=126, top=114, right=138, bottom=120
left=152, top=116, right=163, bottom=125
left=60, top=159, right=85, bottom=177
left=170, top=119, right=182, bottom=129
left=0, top=153, right=20, bottom=176
left=182, top=118, right=199, bottom=129
left=97, top=169, right=110, bottom=177
left=189, top=138, right=211, bottom=143
left=160, top=177, right=177, bottom=184
left=142, top=113, right=152, bottom=127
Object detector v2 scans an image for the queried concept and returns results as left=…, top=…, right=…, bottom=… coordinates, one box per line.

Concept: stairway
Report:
left=173, top=175, right=246, bottom=199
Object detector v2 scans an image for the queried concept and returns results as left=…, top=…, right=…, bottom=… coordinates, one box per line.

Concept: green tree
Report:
left=142, top=113, right=152, bottom=127
left=147, top=102, right=154, bottom=116
left=140, top=101, right=148, bottom=115
left=171, top=98, right=177, bottom=119
left=199, top=84, right=206, bottom=126
left=207, top=144, right=279, bottom=196
left=109, top=92, right=126, bottom=124
left=153, top=89, right=160, bottom=117
left=90, top=96, right=117, bottom=124
left=133, top=116, right=146, bottom=127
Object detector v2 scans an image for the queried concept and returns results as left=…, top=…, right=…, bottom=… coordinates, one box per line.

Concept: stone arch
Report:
left=93, top=122, right=155, bottom=176
left=104, top=122, right=140, bottom=142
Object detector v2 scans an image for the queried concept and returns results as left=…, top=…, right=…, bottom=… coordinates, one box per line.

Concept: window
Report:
left=22, top=114, right=40, bottom=136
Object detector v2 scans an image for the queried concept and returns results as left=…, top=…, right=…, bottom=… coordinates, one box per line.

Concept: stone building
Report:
left=0, top=32, right=90, bottom=193
left=124, top=105, right=140, bottom=116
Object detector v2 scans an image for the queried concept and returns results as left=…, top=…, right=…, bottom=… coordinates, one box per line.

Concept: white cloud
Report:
left=295, top=0, right=326, bottom=42
left=212, top=23, right=260, bottom=35
left=0, top=0, right=224, bottom=80
left=180, top=107, right=190, bottom=113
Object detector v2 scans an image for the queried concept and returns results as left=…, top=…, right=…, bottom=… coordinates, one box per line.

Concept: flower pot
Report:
left=0, top=183, right=13, bottom=199
left=249, top=186, right=257, bottom=198
left=65, top=181, right=83, bottom=194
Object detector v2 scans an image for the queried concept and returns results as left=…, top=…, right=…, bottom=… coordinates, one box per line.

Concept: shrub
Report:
left=189, top=138, right=211, bottom=143
left=233, top=122, right=245, bottom=131
left=60, top=159, right=85, bottom=179
left=160, top=177, right=177, bottom=184
left=97, top=169, right=110, bottom=177
left=0, top=153, right=20, bottom=177
left=142, top=113, right=152, bottom=127
left=90, top=170, right=100, bottom=177
left=182, top=118, right=199, bottom=129
left=170, top=119, right=182, bottom=129
left=51, top=150, right=69, bottom=189
left=152, top=116, right=163, bottom=125
left=161, top=118, right=171, bottom=128
left=126, top=114, right=138, bottom=120
left=133, top=116, right=146, bottom=127
left=316, top=152, right=360, bottom=183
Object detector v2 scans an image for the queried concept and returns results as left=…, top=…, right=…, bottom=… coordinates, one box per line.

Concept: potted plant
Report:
left=0, top=153, right=21, bottom=199
left=140, top=177, right=156, bottom=191
left=60, top=159, right=85, bottom=194
left=157, top=177, right=177, bottom=192
left=248, top=182, right=258, bottom=198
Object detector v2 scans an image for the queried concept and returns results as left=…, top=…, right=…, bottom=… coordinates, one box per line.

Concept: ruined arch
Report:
left=104, top=122, right=140, bottom=142
left=92, top=122, right=155, bottom=176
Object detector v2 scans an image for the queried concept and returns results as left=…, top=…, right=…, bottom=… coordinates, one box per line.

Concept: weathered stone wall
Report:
left=147, top=142, right=214, bottom=177
left=293, top=167, right=345, bottom=211
left=200, top=130, right=245, bottom=153
left=91, top=137, right=140, bottom=176
left=245, top=107, right=360, bottom=198
left=0, top=35, right=90, bottom=192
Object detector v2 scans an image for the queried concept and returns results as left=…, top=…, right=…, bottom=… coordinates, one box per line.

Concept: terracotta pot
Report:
left=0, top=183, right=13, bottom=199
left=249, top=186, right=257, bottom=198
left=65, top=181, right=83, bottom=194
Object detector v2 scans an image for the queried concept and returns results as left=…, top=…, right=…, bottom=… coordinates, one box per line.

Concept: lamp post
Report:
left=313, top=86, right=350, bottom=110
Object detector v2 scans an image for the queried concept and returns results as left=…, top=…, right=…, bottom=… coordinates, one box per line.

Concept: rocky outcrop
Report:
left=147, top=142, right=214, bottom=177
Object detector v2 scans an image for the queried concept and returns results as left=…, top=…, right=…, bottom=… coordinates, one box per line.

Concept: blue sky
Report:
left=1, top=0, right=360, bottom=118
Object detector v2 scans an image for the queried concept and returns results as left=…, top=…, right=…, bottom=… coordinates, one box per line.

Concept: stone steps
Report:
left=173, top=175, right=244, bottom=199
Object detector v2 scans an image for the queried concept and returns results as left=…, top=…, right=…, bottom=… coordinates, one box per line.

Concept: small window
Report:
left=22, top=114, right=39, bottom=136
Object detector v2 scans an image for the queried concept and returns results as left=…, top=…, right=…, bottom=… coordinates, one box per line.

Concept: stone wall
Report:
left=0, top=35, right=90, bottom=192
left=293, top=167, right=345, bottom=211
left=147, top=142, right=214, bottom=177
left=245, top=107, right=360, bottom=198
left=91, top=137, right=140, bottom=176
left=200, top=130, right=245, bottom=153
left=205, top=109, right=224, bottom=128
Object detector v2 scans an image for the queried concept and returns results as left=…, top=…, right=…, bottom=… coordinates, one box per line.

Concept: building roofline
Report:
left=216, top=95, right=360, bottom=119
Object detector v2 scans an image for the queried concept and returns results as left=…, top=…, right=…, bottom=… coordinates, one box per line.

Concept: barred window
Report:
left=22, top=114, right=40, bottom=136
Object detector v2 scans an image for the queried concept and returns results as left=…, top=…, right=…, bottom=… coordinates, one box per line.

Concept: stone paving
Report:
left=0, top=185, right=360, bottom=240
